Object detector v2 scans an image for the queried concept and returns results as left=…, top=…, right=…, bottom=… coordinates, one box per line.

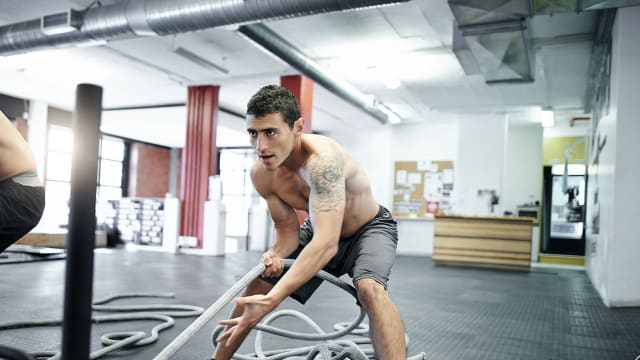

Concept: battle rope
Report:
left=0, top=344, right=35, bottom=360
left=156, top=259, right=427, bottom=359
left=0, top=293, right=204, bottom=359
left=153, top=263, right=267, bottom=359
left=1, top=262, right=427, bottom=359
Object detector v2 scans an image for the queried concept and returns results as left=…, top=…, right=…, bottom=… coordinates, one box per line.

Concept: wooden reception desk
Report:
left=17, top=229, right=107, bottom=248
left=433, top=215, right=534, bottom=270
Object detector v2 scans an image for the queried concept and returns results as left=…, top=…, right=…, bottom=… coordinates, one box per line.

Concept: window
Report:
left=98, top=136, right=125, bottom=202
left=42, top=126, right=125, bottom=228
left=219, top=148, right=259, bottom=252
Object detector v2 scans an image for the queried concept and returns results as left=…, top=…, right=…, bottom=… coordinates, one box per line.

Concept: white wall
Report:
left=330, top=126, right=393, bottom=208
left=101, top=106, right=249, bottom=148
left=339, top=114, right=545, bottom=257
left=586, top=6, right=640, bottom=307
left=456, top=114, right=508, bottom=216
left=502, top=122, right=543, bottom=215
left=344, top=115, right=541, bottom=220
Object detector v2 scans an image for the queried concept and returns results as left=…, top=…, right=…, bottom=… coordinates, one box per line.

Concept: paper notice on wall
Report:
left=395, top=170, right=407, bottom=185
left=443, top=169, right=454, bottom=184
left=408, top=172, right=422, bottom=185
left=423, top=172, right=443, bottom=201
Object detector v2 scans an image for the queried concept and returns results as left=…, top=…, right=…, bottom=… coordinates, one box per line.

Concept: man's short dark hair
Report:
left=246, top=85, right=301, bottom=128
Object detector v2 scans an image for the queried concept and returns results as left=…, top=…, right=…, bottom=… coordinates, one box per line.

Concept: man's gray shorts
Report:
left=262, top=205, right=398, bottom=304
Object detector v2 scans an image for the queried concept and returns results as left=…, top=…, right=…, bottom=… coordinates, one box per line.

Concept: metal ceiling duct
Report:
left=448, top=0, right=636, bottom=85
left=0, top=0, right=409, bottom=55
left=238, top=23, right=393, bottom=125
left=448, top=0, right=530, bottom=27
left=448, top=0, right=581, bottom=26
left=452, top=20, right=482, bottom=75
left=581, top=0, right=640, bottom=10
left=447, top=0, right=581, bottom=84
left=460, top=19, right=534, bottom=83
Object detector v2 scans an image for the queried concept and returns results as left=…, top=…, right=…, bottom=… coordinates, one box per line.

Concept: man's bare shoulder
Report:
left=303, top=134, right=345, bottom=164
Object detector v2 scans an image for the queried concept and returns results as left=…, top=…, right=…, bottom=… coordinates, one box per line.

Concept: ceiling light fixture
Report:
left=173, top=46, right=229, bottom=75
left=540, top=109, right=554, bottom=128
left=74, top=39, right=108, bottom=48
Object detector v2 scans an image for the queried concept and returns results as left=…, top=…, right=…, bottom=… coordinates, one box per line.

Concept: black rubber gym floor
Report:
left=1, top=248, right=639, bottom=359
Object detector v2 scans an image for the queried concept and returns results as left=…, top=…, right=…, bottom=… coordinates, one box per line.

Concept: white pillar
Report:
left=201, top=200, right=226, bottom=256
left=249, top=204, right=271, bottom=252
left=586, top=6, right=640, bottom=307
left=162, top=194, right=180, bottom=253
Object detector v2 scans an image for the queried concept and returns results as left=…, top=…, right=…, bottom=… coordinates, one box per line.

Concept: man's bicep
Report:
left=307, top=153, right=346, bottom=213
left=307, top=153, right=346, bottom=243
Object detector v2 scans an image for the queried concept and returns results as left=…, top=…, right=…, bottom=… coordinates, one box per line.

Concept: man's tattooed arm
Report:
left=307, top=151, right=345, bottom=213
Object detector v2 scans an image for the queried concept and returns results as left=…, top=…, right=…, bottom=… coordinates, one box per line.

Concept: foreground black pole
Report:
left=61, top=83, right=103, bottom=360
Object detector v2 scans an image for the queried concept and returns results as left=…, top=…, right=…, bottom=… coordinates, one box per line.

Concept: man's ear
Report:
left=294, top=117, right=304, bottom=135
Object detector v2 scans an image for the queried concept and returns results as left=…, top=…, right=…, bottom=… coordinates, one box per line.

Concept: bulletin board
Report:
left=392, top=160, right=454, bottom=217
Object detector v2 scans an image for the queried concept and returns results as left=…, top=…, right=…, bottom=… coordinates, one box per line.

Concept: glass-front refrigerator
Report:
left=541, top=164, right=586, bottom=255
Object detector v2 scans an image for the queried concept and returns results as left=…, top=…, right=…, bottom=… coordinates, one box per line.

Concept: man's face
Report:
left=246, top=112, right=299, bottom=170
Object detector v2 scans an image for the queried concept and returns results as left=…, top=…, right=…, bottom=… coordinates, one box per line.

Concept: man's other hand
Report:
left=261, top=250, right=285, bottom=278
left=217, top=294, right=276, bottom=347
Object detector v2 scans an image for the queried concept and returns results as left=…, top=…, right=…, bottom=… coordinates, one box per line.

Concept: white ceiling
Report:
left=0, top=0, right=598, bottom=147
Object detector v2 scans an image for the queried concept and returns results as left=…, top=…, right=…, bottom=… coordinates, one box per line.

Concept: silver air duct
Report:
left=447, top=0, right=639, bottom=85
left=238, top=23, right=393, bottom=125
left=0, top=0, right=409, bottom=55
left=581, top=0, right=640, bottom=10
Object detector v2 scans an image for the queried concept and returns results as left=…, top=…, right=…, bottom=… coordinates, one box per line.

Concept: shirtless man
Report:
left=214, top=85, right=406, bottom=359
left=0, top=110, right=45, bottom=251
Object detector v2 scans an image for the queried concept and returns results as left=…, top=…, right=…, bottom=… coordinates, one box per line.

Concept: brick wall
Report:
left=128, top=142, right=170, bottom=197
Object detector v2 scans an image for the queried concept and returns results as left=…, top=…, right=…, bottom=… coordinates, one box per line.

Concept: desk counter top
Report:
left=435, top=214, right=535, bottom=222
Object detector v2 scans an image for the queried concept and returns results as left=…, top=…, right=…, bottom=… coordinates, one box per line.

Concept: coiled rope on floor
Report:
left=1, top=262, right=427, bottom=359
left=0, top=293, right=204, bottom=359
left=156, top=259, right=427, bottom=360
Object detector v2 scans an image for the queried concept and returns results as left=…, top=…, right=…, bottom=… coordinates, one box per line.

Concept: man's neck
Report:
left=280, top=135, right=308, bottom=172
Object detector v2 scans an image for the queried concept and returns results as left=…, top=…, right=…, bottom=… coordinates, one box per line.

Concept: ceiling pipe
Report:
left=238, top=23, right=393, bottom=125
left=0, top=0, right=409, bottom=55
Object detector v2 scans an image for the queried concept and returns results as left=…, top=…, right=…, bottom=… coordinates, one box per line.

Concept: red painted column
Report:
left=281, top=75, right=314, bottom=224
left=180, top=85, right=219, bottom=246
left=281, top=75, right=313, bottom=133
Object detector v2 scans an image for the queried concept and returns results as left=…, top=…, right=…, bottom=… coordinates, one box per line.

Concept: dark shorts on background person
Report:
left=0, top=172, right=45, bottom=253
left=261, top=205, right=398, bottom=304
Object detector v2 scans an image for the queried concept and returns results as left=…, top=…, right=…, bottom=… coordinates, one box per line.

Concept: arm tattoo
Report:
left=309, top=155, right=345, bottom=212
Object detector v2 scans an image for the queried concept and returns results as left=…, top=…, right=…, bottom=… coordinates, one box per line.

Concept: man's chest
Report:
left=271, top=172, right=311, bottom=211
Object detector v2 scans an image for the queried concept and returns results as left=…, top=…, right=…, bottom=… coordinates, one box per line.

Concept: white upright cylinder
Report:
left=162, top=194, right=180, bottom=253
left=202, top=200, right=226, bottom=256
left=249, top=204, right=271, bottom=251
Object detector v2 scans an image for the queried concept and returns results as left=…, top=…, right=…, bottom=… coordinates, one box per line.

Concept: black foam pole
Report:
left=61, top=83, right=103, bottom=360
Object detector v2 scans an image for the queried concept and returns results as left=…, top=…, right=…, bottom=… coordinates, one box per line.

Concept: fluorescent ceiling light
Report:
left=74, top=39, right=108, bottom=48
left=540, top=110, right=554, bottom=127
left=173, top=46, right=229, bottom=74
